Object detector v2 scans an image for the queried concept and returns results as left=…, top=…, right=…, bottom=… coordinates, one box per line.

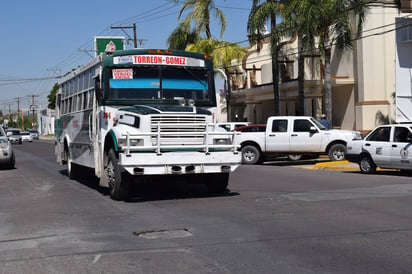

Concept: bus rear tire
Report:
left=106, top=149, right=130, bottom=201
left=68, top=159, right=78, bottom=180
left=66, top=148, right=79, bottom=180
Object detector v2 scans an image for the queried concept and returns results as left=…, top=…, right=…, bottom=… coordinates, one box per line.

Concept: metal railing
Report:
left=121, top=123, right=240, bottom=156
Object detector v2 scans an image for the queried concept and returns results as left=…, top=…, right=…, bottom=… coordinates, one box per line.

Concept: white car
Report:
left=346, top=124, right=412, bottom=173
left=20, top=131, right=33, bottom=142
left=0, top=126, right=15, bottom=169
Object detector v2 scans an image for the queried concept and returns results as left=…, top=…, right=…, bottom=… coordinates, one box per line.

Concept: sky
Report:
left=0, top=0, right=253, bottom=113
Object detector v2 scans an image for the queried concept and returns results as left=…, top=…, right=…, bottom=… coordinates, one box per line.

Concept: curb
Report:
left=298, top=160, right=360, bottom=171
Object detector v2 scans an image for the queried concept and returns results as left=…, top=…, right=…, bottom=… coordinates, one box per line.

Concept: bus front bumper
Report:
left=118, top=151, right=241, bottom=176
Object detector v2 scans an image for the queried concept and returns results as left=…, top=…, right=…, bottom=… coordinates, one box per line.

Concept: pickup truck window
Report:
left=293, top=119, right=313, bottom=132
left=271, top=120, right=288, bottom=132
left=367, top=127, right=391, bottom=142
left=394, top=126, right=412, bottom=142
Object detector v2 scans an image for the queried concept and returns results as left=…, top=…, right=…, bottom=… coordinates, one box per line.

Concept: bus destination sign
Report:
left=113, top=55, right=205, bottom=67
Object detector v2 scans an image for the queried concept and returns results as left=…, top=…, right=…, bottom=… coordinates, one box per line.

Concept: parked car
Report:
left=21, top=131, right=33, bottom=142
left=0, top=126, right=15, bottom=169
left=346, top=123, right=412, bottom=174
left=217, top=122, right=250, bottom=132
left=28, top=129, right=39, bottom=139
left=6, top=129, right=22, bottom=144
left=237, top=116, right=363, bottom=164
left=234, top=124, right=267, bottom=132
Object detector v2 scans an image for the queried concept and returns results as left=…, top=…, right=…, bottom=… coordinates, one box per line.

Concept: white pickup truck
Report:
left=238, top=116, right=363, bottom=164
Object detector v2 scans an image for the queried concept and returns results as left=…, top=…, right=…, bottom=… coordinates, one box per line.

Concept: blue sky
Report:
left=0, top=0, right=252, bottom=113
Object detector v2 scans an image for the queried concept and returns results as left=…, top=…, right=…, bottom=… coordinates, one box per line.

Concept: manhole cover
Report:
left=134, top=228, right=192, bottom=239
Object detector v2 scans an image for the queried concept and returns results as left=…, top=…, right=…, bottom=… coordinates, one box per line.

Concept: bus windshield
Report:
left=108, top=67, right=210, bottom=103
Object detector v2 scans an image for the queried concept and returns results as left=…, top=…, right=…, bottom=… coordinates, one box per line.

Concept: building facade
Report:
left=228, top=0, right=412, bottom=133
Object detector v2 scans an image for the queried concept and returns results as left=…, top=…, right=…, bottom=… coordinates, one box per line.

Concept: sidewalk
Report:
left=39, top=135, right=54, bottom=141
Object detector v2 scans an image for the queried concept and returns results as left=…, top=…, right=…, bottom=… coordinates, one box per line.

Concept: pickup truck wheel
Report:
left=359, top=155, right=377, bottom=174
left=328, top=144, right=346, bottom=161
left=287, top=154, right=303, bottom=161
left=241, top=145, right=261, bottom=164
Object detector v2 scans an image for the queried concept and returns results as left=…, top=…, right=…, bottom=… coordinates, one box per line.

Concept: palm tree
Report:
left=167, top=22, right=199, bottom=50
left=174, top=0, right=226, bottom=39
left=169, top=0, right=246, bottom=121
left=284, top=0, right=369, bottom=123
left=168, top=0, right=226, bottom=49
left=186, top=39, right=247, bottom=120
left=247, top=0, right=287, bottom=116
left=186, top=39, right=246, bottom=69
left=280, top=1, right=327, bottom=116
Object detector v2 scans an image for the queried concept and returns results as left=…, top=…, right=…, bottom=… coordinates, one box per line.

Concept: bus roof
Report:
left=58, top=49, right=213, bottom=85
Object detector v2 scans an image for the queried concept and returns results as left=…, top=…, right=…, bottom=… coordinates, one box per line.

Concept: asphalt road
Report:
left=1, top=140, right=412, bottom=273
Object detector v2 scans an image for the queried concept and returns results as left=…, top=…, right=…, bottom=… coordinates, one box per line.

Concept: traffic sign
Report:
left=94, top=36, right=125, bottom=56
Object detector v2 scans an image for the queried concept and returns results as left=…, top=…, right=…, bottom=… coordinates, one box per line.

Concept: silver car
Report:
left=6, top=129, right=22, bottom=144
left=21, top=131, right=33, bottom=142
left=0, top=126, right=15, bottom=169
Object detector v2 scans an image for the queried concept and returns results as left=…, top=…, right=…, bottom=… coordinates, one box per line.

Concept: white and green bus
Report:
left=55, top=49, right=241, bottom=200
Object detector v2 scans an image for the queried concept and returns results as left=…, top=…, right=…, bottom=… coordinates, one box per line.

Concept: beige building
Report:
left=228, top=0, right=412, bottom=133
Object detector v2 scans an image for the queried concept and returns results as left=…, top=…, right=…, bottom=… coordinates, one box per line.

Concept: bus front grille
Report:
left=150, top=115, right=207, bottom=145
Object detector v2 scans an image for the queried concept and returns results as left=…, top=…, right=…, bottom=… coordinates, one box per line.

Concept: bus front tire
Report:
left=106, top=149, right=130, bottom=201
left=206, top=173, right=229, bottom=195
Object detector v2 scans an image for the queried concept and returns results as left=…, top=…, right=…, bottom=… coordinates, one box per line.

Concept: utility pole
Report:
left=14, top=97, right=21, bottom=129
left=14, top=97, right=21, bottom=114
left=27, top=94, right=39, bottom=128
left=111, top=23, right=147, bottom=48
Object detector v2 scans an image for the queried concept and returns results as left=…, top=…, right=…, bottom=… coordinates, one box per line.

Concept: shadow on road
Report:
left=261, top=157, right=329, bottom=167
left=59, top=167, right=239, bottom=202
left=344, top=169, right=412, bottom=177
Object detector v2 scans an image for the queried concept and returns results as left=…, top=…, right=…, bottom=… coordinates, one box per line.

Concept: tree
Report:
left=168, top=0, right=226, bottom=49
left=175, top=0, right=226, bottom=39
left=167, top=22, right=200, bottom=50
left=186, top=39, right=247, bottom=120
left=247, top=0, right=287, bottom=116
left=47, top=83, right=58, bottom=110
left=186, top=39, right=246, bottom=69
left=170, top=0, right=246, bottom=121
left=284, top=0, right=369, bottom=123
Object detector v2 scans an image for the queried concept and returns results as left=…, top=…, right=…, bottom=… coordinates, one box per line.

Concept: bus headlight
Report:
left=118, top=138, right=144, bottom=147
left=213, top=138, right=231, bottom=145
